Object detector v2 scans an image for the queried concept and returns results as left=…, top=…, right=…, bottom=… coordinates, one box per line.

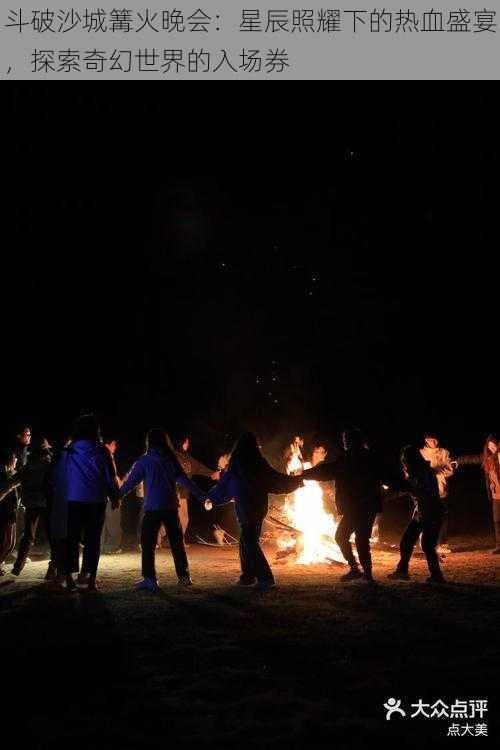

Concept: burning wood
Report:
left=270, top=455, right=346, bottom=565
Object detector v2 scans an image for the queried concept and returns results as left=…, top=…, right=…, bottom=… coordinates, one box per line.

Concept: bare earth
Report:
left=1, top=541, right=498, bottom=749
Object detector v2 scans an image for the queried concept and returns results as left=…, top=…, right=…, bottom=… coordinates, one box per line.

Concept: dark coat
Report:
left=302, top=449, right=395, bottom=515
left=209, top=459, right=300, bottom=525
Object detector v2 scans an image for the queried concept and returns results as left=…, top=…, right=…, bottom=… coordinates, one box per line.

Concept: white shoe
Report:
left=135, top=577, right=159, bottom=592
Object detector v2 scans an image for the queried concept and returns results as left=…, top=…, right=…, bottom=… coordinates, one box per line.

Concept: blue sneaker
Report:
left=135, top=577, right=159, bottom=592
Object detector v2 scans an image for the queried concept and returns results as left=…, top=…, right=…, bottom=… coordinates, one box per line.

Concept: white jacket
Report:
left=420, top=446, right=455, bottom=499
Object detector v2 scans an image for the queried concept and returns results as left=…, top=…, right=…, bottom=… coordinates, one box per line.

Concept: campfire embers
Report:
left=269, top=456, right=346, bottom=565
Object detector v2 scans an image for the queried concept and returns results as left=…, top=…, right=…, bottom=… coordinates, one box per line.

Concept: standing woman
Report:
left=120, top=428, right=208, bottom=591
left=208, top=433, right=303, bottom=589
left=388, top=445, right=446, bottom=583
left=481, top=434, right=500, bottom=554
left=52, top=414, right=120, bottom=592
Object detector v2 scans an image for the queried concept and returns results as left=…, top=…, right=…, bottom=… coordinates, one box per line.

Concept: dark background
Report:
left=2, top=86, right=498, bottom=475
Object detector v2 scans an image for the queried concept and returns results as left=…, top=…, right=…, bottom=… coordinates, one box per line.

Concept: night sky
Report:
left=2, top=86, right=499, bottom=463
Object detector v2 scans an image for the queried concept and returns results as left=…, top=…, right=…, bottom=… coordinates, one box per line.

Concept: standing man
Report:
left=12, top=436, right=56, bottom=579
left=0, top=449, right=19, bottom=576
left=420, top=431, right=457, bottom=553
left=11, top=425, right=32, bottom=553
left=303, top=429, right=395, bottom=582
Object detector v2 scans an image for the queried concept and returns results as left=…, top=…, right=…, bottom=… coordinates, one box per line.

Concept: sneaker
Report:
left=11, top=564, right=22, bottom=577
left=178, top=575, right=193, bottom=587
left=387, top=569, right=410, bottom=581
left=426, top=575, right=446, bottom=584
left=77, top=572, right=90, bottom=586
left=50, top=576, right=77, bottom=593
left=49, top=577, right=69, bottom=593
left=256, top=579, right=276, bottom=590
left=135, top=577, right=159, bottom=592
left=85, top=576, right=99, bottom=593
left=236, top=577, right=256, bottom=587
left=363, top=573, right=377, bottom=583
left=341, top=568, right=363, bottom=582
left=45, top=562, right=57, bottom=581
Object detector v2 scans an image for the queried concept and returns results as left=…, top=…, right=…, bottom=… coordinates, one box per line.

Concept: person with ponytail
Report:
left=120, top=428, right=208, bottom=591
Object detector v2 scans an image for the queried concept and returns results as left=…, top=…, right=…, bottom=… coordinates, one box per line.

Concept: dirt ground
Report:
left=1, top=540, right=498, bottom=749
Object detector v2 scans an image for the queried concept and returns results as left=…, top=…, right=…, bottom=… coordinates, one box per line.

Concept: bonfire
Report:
left=268, top=452, right=345, bottom=565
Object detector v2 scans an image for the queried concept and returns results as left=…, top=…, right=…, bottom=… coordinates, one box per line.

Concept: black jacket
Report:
left=302, top=449, right=397, bottom=515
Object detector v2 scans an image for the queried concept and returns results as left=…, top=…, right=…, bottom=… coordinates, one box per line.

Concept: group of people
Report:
left=0, top=415, right=499, bottom=593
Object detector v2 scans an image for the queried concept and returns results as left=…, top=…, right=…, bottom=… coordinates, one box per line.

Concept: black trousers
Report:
left=15, top=507, right=55, bottom=571
left=0, top=516, right=16, bottom=566
left=239, top=519, right=274, bottom=584
left=141, top=509, right=188, bottom=580
left=67, top=502, right=106, bottom=576
left=492, top=501, right=500, bottom=547
left=335, top=508, right=377, bottom=576
left=398, top=516, right=443, bottom=578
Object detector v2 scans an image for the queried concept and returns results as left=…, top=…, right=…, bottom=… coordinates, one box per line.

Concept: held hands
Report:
left=204, top=499, right=213, bottom=511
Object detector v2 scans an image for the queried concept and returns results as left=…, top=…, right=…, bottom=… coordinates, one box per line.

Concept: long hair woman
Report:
left=208, top=433, right=303, bottom=589
left=120, top=428, right=208, bottom=591
left=388, top=445, right=445, bottom=583
left=481, top=434, right=500, bottom=553
left=52, top=414, right=120, bottom=592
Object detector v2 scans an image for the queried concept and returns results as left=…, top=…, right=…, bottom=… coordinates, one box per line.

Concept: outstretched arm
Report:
left=302, top=462, right=338, bottom=483
left=174, top=465, right=208, bottom=503
left=456, top=453, right=482, bottom=467
left=208, top=471, right=237, bottom=506
left=264, top=464, right=304, bottom=494
left=120, top=460, right=146, bottom=499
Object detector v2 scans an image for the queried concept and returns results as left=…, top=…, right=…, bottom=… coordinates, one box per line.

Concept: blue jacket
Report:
left=208, top=459, right=299, bottom=525
left=54, top=440, right=119, bottom=504
left=120, top=448, right=206, bottom=512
